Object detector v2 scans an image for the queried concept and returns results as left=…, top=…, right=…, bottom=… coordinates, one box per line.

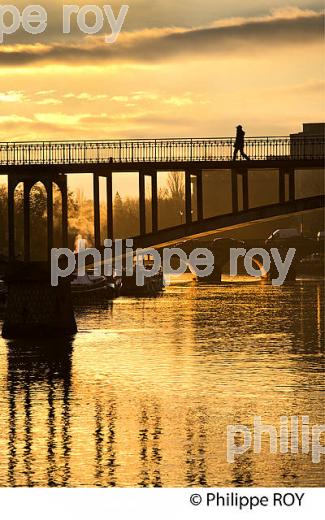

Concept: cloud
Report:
left=111, top=95, right=129, bottom=102
left=0, top=9, right=322, bottom=67
left=63, top=92, right=108, bottom=100
left=0, top=108, right=196, bottom=141
left=0, top=114, right=32, bottom=123
left=0, top=90, right=26, bottom=102
left=209, top=6, right=320, bottom=27
left=35, top=89, right=56, bottom=96
left=164, top=96, right=193, bottom=107
left=111, top=91, right=159, bottom=103
left=35, top=97, right=63, bottom=105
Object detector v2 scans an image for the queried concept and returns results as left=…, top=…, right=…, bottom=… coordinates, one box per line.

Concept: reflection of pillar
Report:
left=151, top=172, right=158, bottom=233
left=231, top=451, right=254, bottom=486
left=106, top=171, right=113, bottom=240
left=151, top=404, right=162, bottom=488
left=185, top=407, right=207, bottom=487
left=136, top=402, right=163, bottom=487
left=45, top=180, right=53, bottom=261
left=24, top=373, right=33, bottom=486
left=185, top=170, right=192, bottom=224
left=24, top=181, right=31, bottom=262
left=8, top=178, right=16, bottom=261
left=229, top=412, right=254, bottom=486
left=139, top=171, right=146, bottom=235
left=95, top=401, right=104, bottom=486
left=93, top=172, right=101, bottom=249
left=62, top=365, right=72, bottom=487
left=138, top=408, right=149, bottom=487
left=8, top=376, right=16, bottom=486
left=61, top=176, right=68, bottom=248
left=106, top=402, right=117, bottom=487
left=47, top=371, right=55, bottom=487
left=6, top=338, right=73, bottom=486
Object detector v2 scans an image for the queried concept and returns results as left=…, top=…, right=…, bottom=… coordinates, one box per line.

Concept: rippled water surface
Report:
left=0, top=279, right=324, bottom=487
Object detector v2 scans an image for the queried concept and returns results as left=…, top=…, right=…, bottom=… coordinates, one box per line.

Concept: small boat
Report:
left=120, top=269, right=165, bottom=297
left=71, top=272, right=120, bottom=303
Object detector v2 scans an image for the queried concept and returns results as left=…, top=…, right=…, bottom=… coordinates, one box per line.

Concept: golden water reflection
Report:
left=0, top=281, right=324, bottom=487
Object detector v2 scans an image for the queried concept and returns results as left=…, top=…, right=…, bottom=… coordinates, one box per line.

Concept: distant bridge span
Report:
left=131, top=195, right=324, bottom=250
left=0, top=135, right=323, bottom=261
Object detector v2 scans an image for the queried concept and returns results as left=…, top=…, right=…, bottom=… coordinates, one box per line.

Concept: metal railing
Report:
left=0, top=136, right=323, bottom=165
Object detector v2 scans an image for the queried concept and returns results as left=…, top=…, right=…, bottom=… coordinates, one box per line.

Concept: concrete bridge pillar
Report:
left=138, top=169, right=158, bottom=235
left=7, top=173, right=69, bottom=260
left=185, top=170, right=192, bottom=225
left=288, top=168, right=295, bottom=202
left=184, top=169, right=204, bottom=223
left=106, top=170, right=114, bottom=240
left=139, top=171, right=146, bottom=235
left=44, top=179, right=54, bottom=261
left=196, top=171, right=203, bottom=221
left=279, top=168, right=286, bottom=203
left=61, top=177, right=69, bottom=248
left=232, top=166, right=249, bottom=212
left=23, top=180, right=32, bottom=262
left=231, top=168, right=239, bottom=214
left=2, top=262, right=77, bottom=339
left=93, top=172, right=101, bottom=249
left=151, top=172, right=158, bottom=233
left=7, top=177, right=16, bottom=262
left=279, top=167, right=295, bottom=204
left=241, top=168, right=249, bottom=211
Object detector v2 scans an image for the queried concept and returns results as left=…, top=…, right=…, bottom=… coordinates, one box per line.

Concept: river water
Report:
left=0, top=278, right=324, bottom=487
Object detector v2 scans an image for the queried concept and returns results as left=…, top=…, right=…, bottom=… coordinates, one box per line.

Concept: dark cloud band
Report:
left=0, top=11, right=323, bottom=66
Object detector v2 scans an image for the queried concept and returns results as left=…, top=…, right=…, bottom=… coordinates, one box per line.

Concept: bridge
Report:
left=0, top=135, right=324, bottom=260
left=0, top=134, right=324, bottom=338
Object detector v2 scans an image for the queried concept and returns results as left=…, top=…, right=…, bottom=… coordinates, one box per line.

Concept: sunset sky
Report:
left=0, top=0, right=324, bottom=143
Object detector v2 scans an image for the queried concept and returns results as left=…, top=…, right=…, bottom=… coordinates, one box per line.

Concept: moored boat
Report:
left=120, top=269, right=165, bottom=296
left=71, top=272, right=120, bottom=303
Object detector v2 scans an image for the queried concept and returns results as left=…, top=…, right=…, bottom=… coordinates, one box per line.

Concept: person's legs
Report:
left=233, top=147, right=239, bottom=161
left=240, top=147, right=250, bottom=160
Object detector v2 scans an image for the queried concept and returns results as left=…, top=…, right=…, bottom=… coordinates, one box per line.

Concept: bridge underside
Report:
left=0, top=158, right=323, bottom=175
left=0, top=157, right=324, bottom=261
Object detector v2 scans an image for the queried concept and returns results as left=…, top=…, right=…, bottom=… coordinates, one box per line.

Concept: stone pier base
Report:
left=2, top=263, right=77, bottom=339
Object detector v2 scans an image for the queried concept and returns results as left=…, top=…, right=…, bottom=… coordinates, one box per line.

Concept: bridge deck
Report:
left=0, top=136, right=324, bottom=167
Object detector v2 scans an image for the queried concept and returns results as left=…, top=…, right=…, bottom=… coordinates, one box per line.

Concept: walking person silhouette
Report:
left=233, top=125, right=250, bottom=161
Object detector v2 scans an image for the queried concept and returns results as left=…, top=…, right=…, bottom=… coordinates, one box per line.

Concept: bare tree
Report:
left=167, top=171, right=185, bottom=203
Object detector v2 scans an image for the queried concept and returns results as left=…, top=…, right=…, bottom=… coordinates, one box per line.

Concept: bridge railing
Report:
left=0, top=136, right=324, bottom=165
